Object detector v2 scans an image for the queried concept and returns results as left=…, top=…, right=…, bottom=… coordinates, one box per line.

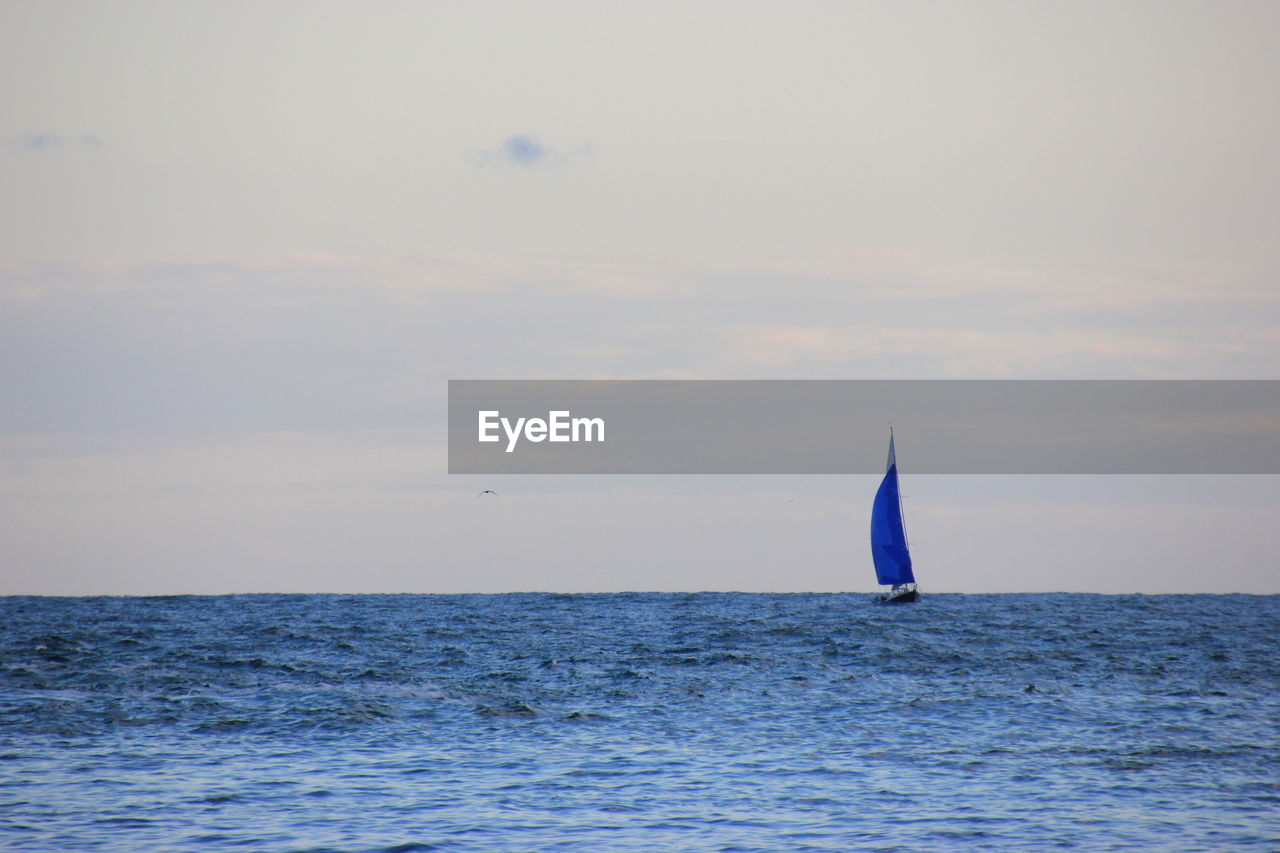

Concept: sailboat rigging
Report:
left=871, top=428, right=920, bottom=604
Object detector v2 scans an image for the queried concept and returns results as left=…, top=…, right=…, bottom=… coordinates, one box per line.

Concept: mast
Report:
left=892, top=427, right=910, bottom=561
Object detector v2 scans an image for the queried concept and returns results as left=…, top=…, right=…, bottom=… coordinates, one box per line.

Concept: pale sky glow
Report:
left=2, top=1, right=1278, bottom=594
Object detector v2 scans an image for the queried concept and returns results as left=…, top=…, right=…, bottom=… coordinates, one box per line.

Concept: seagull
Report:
left=476, top=489, right=497, bottom=498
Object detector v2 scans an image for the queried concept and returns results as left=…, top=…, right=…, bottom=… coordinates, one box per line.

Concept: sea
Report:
left=1, top=593, right=1277, bottom=852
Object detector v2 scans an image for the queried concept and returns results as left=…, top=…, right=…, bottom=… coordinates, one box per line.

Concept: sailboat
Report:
left=871, top=428, right=920, bottom=604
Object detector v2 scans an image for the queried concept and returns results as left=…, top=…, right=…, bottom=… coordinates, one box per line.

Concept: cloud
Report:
left=500, top=134, right=548, bottom=165
left=475, top=134, right=584, bottom=167
left=2, top=132, right=103, bottom=152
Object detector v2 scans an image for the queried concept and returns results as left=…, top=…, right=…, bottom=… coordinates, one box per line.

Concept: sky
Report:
left=2, top=0, right=1277, bottom=595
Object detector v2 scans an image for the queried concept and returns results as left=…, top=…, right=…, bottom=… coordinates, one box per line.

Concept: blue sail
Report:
left=870, top=433, right=915, bottom=586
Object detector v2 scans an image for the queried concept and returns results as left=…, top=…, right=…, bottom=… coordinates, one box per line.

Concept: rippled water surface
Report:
left=2, top=593, right=1277, bottom=851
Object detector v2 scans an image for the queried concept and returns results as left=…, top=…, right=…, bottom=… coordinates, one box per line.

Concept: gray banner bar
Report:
left=448, top=380, right=1279, bottom=474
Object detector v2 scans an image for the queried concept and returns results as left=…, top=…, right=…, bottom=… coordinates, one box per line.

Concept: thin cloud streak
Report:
left=2, top=132, right=102, bottom=152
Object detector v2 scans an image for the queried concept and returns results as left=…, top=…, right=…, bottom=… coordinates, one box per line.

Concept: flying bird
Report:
left=477, top=489, right=497, bottom=498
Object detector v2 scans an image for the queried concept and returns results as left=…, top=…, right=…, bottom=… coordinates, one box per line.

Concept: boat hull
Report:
left=878, top=588, right=921, bottom=604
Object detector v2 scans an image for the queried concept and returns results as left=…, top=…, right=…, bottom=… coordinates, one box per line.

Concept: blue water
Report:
left=1, top=593, right=1277, bottom=852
